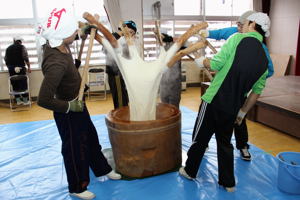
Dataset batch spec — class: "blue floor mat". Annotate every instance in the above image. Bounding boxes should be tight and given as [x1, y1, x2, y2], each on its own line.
[0, 107, 298, 200]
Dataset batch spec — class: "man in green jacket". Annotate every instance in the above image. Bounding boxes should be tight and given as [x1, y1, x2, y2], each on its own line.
[179, 12, 270, 192]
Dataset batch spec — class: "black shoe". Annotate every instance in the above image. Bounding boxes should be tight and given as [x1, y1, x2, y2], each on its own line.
[240, 148, 251, 161]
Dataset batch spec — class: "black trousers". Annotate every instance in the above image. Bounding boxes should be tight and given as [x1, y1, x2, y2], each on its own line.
[107, 72, 129, 109]
[185, 101, 236, 187]
[8, 67, 28, 98]
[54, 106, 112, 193]
[233, 96, 249, 149]
[234, 117, 249, 149]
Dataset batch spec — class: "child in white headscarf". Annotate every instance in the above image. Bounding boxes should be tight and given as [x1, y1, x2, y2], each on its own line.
[37, 7, 121, 200]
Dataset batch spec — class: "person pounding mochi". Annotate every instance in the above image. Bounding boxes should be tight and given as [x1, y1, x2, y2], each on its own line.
[104, 20, 137, 109]
[159, 32, 182, 108]
[179, 12, 271, 192]
[37, 7, 120, 200]
[199, 10, 274, 161]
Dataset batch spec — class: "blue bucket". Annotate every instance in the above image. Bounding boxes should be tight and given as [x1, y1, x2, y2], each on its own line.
[276, 152, 300, 194]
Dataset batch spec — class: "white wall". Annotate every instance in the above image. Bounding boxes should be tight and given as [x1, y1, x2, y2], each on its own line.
[0, 70, 44, 100]
[268, 0, 300, 74]
[0, 67, 109, 100]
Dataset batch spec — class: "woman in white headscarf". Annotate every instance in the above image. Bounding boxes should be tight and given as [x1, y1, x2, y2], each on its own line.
[37, 7, 121, 200]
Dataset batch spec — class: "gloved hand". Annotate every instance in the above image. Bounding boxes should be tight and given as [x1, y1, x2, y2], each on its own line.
[69, 100, 84, 112]
[199, 29, 209, 38]
[14, 67, 22, 73]
[81, 24, 97, 35]
[194, 56, 206, 68]
[235, 109, 247, 125]
[183, 40, 191, 48]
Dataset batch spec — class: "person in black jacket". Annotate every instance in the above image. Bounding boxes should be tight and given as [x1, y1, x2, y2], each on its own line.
[159, 33, 182, 108]
[104, 20, 137, 109]
[5, 36, 31, 105]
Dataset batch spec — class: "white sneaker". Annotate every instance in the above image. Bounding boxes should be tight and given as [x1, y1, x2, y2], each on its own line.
[205, 146, 209, 152]
[179, 167, 193, 180]
[22, 97, 30, 105]
[16, 98, 23, 105]
[70, 190, 95, 200]
[224, 186, 235, 192]
[107, 170, 121, 180]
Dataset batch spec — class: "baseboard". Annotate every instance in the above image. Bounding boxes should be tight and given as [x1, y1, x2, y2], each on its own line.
[187, 82, 201, 87]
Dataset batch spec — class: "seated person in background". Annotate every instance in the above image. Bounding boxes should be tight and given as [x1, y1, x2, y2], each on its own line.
[180, 12, 271, 192]
[5, 36, 31, 105]
[199, 10, 274, 161]
[104, 20, 137, 109]
[159, 32, 182, 108]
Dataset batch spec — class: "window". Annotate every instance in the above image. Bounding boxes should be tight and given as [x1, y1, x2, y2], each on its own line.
[0, 25, 38, 70]
[174, 0, 200, 16]
[0, 0, 33, 19]
[0, 0, 109, 71]
[143, 0, 253, 60]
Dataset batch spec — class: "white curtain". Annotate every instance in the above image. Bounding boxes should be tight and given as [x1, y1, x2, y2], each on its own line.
[103, 0, 122, 32]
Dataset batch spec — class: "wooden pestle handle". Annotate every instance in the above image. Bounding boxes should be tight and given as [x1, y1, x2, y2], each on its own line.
[78, 15, 99, 101]
[176, 22, 208, 48]
[200, 35, 218, 54]
[167, 41, 206, 67]
[83, 12, 118, 48]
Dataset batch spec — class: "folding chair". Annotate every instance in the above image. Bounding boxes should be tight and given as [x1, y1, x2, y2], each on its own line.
[87, 66, 107, 100]
[8, 74, 31, 111]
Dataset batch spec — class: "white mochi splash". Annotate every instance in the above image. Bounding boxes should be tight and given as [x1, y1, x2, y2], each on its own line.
[102, 38, 180, 121]
[83, 12, 208, 121]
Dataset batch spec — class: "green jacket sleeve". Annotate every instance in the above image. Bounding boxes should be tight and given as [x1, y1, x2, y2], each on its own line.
[210, 34, 239, 71]
[252, 70, 268, 94]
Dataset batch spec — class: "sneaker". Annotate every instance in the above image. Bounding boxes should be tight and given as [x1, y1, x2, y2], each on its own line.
[240, 148, 251, 161]
[70, 190, 95, 200]
[179, 167, 193, 180]
[106, 170, 121, 180]
[205, 146, 209, 152]
[224, 186, 235, 192]
[22, 97, 30, 105]
[16, 98, 23, 105]
[219, 184, 235, 192]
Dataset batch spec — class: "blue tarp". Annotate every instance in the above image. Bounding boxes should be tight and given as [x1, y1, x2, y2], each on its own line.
[0, 107, 299, 200]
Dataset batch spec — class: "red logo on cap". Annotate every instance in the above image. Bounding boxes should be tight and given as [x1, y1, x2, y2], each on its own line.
[47, 8, 66, 30]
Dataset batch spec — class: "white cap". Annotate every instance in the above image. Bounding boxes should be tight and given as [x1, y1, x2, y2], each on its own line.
[238, 10, 256, 24]
[13, 36, 24, 42]
[247, 12, 271, 37]
[37, 7, 78, 47]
